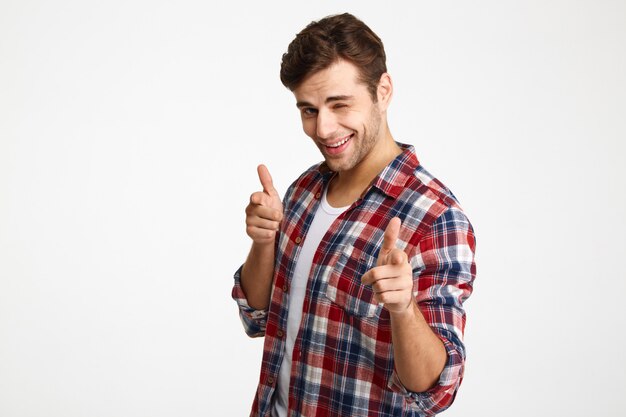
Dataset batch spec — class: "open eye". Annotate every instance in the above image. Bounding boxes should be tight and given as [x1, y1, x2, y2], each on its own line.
[301, 107, 318, 117]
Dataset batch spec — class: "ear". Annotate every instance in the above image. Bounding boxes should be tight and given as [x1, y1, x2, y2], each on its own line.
[376, 73, 393, 111]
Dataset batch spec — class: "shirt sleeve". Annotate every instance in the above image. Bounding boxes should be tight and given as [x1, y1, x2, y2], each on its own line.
[231, 264, 268, 338]
[388, 206, 476, 415]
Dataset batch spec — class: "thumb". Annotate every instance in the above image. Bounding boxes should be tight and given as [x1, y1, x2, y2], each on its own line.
[257, 164, 277, 196]
[387, 249, 407, 266]
[381, 217, 401, 254]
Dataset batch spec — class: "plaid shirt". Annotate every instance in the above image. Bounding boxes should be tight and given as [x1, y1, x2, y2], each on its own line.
[232, 143, 476, 417]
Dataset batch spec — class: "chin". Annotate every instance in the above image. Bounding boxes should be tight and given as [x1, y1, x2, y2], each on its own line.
[324, 157, 355, 173]
[318, 143, 359, 172]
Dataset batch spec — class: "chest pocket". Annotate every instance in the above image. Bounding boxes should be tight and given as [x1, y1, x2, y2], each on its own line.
[324, 245, 383, 318]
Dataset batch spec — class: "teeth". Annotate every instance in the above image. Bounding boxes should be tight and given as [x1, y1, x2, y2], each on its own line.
[327, 136, 350, 148]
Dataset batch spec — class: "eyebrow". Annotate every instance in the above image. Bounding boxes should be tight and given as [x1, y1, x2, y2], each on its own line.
[296, 95, 354, 108]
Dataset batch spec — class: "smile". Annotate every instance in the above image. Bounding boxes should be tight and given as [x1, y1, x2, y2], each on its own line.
[321, 134, 353, 156]
[325, 134, 353, 148]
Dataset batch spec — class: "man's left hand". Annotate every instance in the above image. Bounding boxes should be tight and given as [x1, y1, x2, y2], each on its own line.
[361, 217, 414, 314]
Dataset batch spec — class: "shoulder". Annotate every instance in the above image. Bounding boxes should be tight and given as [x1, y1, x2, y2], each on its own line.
[282, 161, 328, 204]
[411, 164, 461, 208]
[291, 161, 327, 189]
[383, 143, 465, 220]
[398, 163, 472, 237]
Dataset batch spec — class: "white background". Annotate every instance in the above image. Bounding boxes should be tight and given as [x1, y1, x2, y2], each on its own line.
[1, 1, 625, 416]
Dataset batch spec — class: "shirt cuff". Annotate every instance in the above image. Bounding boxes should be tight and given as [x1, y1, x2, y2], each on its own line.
[387, 334, 463, 414]
[231, 265, 268, 337]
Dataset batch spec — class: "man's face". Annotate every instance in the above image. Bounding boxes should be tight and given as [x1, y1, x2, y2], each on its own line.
[293, 60, 385, 174]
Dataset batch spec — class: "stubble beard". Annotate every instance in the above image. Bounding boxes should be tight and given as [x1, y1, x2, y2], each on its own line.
[323, 106, 382, 173]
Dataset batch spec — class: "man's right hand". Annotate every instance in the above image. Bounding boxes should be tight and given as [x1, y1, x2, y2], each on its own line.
[245, 164, 284, 244]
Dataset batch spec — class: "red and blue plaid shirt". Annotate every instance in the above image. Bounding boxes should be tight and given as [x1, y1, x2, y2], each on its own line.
[232, 143, 476, 416]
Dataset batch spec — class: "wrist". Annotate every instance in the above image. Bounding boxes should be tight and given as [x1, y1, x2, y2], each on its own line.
[251, 240, 275, 251]
[389, 299, 418, 321]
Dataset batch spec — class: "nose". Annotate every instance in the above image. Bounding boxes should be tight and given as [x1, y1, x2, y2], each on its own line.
[316, 108, 338, 140]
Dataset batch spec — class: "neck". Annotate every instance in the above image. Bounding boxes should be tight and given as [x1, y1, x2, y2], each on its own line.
[327, 130, 401, 207]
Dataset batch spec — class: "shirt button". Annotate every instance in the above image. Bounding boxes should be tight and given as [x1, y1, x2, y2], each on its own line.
[282, 283, 288, 292]
[267, 376, 275, 385]
[276, 330, 284, 338]
[315, 191, 321, 199]
[295, 236, 302, 244]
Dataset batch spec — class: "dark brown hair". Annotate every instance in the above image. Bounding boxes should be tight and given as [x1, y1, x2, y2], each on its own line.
[280, 13, 387, 100]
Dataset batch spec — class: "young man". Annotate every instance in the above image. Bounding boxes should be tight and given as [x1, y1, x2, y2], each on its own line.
[232, 13, 476, 417]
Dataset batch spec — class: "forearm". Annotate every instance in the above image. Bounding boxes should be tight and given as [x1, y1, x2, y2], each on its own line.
[240, 242, 276, 310]
[390, 301, 447, 393]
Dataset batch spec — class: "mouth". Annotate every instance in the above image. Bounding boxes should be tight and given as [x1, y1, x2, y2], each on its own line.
[322, 134, 353, 155]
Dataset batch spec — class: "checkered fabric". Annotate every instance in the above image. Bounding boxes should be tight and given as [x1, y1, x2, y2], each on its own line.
[232, 143, 476, 416]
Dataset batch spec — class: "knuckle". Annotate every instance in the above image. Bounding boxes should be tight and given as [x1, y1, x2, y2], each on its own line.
[251, 192, 265, 205]
[245, 214, 259, 226]
[367, 269, 376, 278]
[245, 203, 255, 214]
[371, 268, 382, 281]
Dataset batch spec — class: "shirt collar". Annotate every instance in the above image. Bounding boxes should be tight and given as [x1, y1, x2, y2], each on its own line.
[371, 143, 419, 198]
[315, 142, 419, 199]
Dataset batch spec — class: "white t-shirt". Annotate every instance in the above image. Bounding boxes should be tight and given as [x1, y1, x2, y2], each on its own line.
[272, 186, 349, 417]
